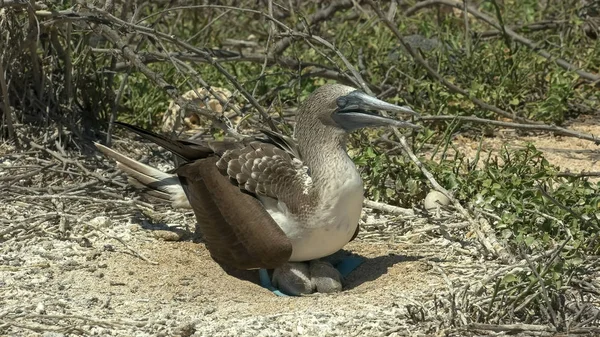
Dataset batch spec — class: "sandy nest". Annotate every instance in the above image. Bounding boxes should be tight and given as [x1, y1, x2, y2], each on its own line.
[1, 115, 598, 336]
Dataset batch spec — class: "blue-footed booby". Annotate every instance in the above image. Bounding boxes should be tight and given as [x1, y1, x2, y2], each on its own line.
[95, 84, 419, 295]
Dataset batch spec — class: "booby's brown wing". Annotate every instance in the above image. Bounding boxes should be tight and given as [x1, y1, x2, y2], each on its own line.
[112, 122, 294, 269]
[177, 157, 292, 269]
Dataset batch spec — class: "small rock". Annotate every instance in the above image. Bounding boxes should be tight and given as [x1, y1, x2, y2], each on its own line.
[89, 216, 112, 228]
[35, 302, 46, 314]
[77, 237, 93, 248]
[153, 230, 182, 241]
[176, 322, 196, 337]
[90, 327, 105, 335]
[423, 191, 451, 212]
[8, 259, 22, 266]
[87, 250, 102, 261]
[62, 260, 79, 270]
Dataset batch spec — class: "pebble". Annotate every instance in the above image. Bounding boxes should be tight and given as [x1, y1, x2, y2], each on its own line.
[153, 230, 182, 241]
[89, 216, 112, 228]
[35, 302, 46, 314]
[423, 190, 451, 211]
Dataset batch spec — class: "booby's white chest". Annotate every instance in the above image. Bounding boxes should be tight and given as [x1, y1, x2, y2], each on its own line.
[259, 169, 364, 262]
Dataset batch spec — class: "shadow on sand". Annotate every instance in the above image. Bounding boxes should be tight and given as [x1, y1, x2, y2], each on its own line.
[341, 251, 424, 290]
[136, 217, 426, 293]
[217, 249, 426, 293]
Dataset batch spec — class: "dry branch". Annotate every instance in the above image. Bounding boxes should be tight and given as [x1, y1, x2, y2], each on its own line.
[88, 5, 280, 133]
[475, 20, 565, 38]
[271, 0, 356, 56]
[367, 1, 533, 124]
[0, 0, 45, 9]
[89, 21, 237, 136]
[0, 54, 17, 145]
[421, 115, 600, 145]
[363, 199, 414, 216]
[100, 49, 362, 88]
[466, 323, 556, 333]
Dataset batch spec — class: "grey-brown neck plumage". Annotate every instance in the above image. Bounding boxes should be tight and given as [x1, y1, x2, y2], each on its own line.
[294, 85, 360, 194]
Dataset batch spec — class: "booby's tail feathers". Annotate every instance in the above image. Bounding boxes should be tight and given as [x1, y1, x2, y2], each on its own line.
[95, 143, 192, 209]
[114, 121, 214, 161]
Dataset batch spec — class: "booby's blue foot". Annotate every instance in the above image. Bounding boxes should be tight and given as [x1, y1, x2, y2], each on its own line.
[259, 268, 289, 297]
[259, 255, 365, 297]
[334, 255, 365, 278]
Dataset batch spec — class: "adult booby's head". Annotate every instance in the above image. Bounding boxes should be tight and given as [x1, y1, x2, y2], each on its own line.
[296, 84, 419, 135]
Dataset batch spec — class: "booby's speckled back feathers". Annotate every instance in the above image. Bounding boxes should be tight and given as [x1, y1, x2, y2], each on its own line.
[215, 142, 313, 209]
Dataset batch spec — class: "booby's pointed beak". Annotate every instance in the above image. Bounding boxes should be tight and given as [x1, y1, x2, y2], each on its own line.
[332, 90, 421, 131]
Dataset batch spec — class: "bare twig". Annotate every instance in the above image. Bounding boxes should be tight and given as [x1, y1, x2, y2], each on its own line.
[89, 6, 279, 132]
[295, 33, 369, 92]
[0, 53, 17, 145]
[271, 0, 356, 56]
[557, 171, 600, 178]
[462, 0, 470, 57]
[366, 1, 531, 123]
[21, 314, 146, 327]
[0, 320, 75, 334]
[475, 20, 565, 39]
[16, 194, 155, 209]
[420, 115, 600, 145]
[465, 323, 556, 333]
[97, 48, 365, 90]
[0, 0, 45, 9]
[88, 220, 159, 265]
[26, 141, 127, 187]
[522, 251, 560, 328]
[363, 199, 414, 216]
[25, 1, 42, 97]
[0, 162, 55, 184]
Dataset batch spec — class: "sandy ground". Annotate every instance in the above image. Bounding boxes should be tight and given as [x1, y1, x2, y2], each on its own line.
[1, 113, 598, 336]
[1, 207, 468, 337]
[441, 115, 600, 175]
